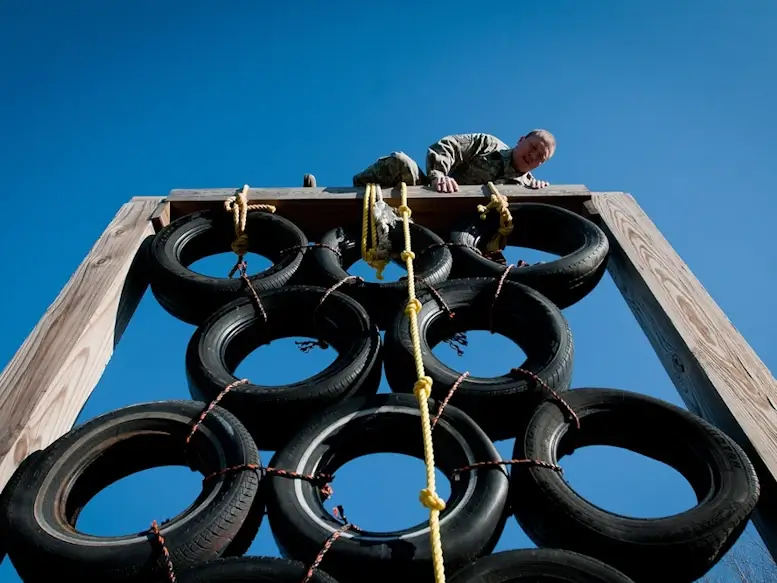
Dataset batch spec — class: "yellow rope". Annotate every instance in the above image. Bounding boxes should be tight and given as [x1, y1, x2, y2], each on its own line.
[397, 181, 447, 583]
[224, 184, 277, 258]
[476, 182, 513, 253]
[360, 183, 389, 279]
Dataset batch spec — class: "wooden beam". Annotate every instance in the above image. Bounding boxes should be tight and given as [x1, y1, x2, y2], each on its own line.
[167, 183, 591, 202]
[130, 196, 170, 232]
[588, 193, 777, 558]
[150, 200, 171, 232]
[166, 184, 594, 240]
[0, 198, 159, 491]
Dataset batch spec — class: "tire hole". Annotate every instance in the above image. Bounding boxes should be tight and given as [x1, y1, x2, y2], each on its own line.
[431, 330, 527, 377]
[188, 251, 272, 277]
[323, 453, 451, 533]
[348, 259, 407, 283]
[560, 445, 697, 518]
[73, 466, 203, 536]
[497, 246, 557, 266]
[234, 336, 339, 385]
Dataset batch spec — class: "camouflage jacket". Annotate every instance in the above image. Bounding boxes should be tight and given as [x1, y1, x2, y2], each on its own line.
[425, 133, 541, 187]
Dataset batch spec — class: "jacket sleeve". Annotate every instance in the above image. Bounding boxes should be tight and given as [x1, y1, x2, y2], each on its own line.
[425, 133, 505, 183]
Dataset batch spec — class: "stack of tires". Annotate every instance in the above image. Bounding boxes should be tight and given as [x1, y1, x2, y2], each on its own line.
[0, 203, 761, 583]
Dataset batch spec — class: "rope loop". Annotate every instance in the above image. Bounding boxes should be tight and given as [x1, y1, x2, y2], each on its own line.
[478, 182, 513, 253]
[360, 183, 391, 279]
[223, 183, 277, 278]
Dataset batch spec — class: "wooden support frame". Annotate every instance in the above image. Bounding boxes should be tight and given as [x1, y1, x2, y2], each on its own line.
[0, 185, 775, 560]
[0, 197, 161, 490]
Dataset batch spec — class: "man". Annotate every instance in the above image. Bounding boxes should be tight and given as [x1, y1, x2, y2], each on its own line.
[352, 130, 556, 192]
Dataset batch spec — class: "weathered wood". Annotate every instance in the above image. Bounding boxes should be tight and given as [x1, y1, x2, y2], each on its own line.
[588, 193, 777, 558]
[149, 200, 170, 232]
[0, 199, 157, 491]
[167, 184, 594, 241]
[168, 183, 590, 201]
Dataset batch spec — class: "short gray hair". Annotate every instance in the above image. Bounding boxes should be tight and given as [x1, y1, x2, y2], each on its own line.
[526, 129, 556, 157]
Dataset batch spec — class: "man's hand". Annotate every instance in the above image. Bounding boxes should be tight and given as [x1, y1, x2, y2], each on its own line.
[526, 177, 550, 189]
[433, 175, 459, 193]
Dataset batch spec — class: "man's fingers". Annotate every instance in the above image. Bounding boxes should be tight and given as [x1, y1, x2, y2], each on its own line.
[436, 177, 451, 193]
[528, 179, 549, 189]
[433, 177, 461, 193]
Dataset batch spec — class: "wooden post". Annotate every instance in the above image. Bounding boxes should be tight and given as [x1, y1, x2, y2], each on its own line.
[588, 192, 777, 558]
[0, 198, 161, 491]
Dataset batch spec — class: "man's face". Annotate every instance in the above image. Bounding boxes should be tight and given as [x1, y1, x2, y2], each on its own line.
[512, 135, 551, 173]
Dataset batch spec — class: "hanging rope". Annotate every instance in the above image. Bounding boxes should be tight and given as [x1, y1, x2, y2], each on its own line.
[372, 184, 397, 263]
[476, 182, 513, 253]
[360, 183, 390, 279]
[224, 184, 277, 277]
[397, 181, 447, 583]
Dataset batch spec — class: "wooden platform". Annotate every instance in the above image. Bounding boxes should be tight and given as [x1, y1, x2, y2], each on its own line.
[1, 183, 776, 559]
[155, 184, 595, 239]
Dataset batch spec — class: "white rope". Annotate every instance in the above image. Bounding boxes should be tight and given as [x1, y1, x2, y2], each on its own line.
[372, 185, 397, 260]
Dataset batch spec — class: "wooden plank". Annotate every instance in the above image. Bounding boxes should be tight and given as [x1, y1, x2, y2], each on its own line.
[0, 199, 157, 491]
[168, 183, 591, 202]
[166, 185, 595, 241]
[588, 193, 777, 558]
[130, 196, 168, 232]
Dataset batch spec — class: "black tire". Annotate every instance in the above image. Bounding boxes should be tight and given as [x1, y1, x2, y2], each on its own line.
[177, 556, 340, 583]
[185, 285, 383, 451]
[449, 548, 636, 582]
[3, 400, 264, 583]
[0, 449, 44, 566]
[265, 393, 510, 583]
[448, 203, 609, 308]
[383, 277, 574, 441]
[148, 209, 308, 325]
[302, 223, 452, 329]
[510, 387, 760, 583]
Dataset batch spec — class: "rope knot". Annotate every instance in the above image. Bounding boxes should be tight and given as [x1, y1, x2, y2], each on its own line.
[400, 250, 415, 261]
[404, 298, 422, 316]
[477, 182, 513, 253]
[405, 298, 423, 316]
[413, 376, 433, 400]
[419, 488, 446, 511]
[398, 204, 412, 218]
[231, 233, 249, 256]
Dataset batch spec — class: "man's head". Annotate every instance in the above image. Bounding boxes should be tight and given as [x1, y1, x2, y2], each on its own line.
[512, 129, 556, 173]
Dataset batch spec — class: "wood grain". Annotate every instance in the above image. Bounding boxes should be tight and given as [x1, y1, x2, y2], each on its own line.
[590, 192, 777, 557]
[0, 200, 157, 491]
[149, 199, 171, 232]
[167, 183, 590, 201]
[166, 185, 595, 241]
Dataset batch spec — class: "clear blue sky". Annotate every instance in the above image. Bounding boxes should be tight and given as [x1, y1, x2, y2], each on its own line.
[1, 2, 775, 582]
